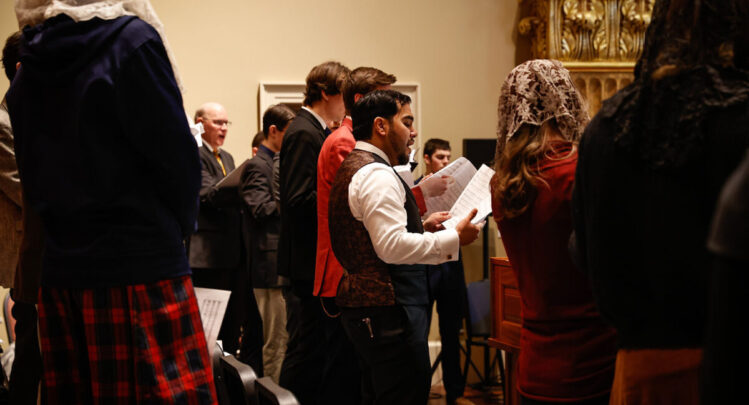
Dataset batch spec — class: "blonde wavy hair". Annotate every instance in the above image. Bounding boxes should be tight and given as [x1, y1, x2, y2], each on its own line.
[491, 120, 576, 219]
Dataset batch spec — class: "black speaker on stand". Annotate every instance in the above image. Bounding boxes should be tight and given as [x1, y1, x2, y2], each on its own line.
[462, 139, 497, 280]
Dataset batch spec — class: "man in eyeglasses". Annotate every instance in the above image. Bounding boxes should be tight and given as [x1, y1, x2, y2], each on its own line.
[189, 102, 258, 365]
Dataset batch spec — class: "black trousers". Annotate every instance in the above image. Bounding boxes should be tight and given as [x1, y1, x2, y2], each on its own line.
[318, 298, 362, 404]
[428, 261, 468, 402]
[237, 289, 264, 377]
[279, 285, 326, 405]
[341, 305, 430, 405]
[8, 295, 41, 405]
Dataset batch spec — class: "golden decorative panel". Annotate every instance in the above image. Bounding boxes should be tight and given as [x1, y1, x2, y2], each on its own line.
[518, 0, 654, 114]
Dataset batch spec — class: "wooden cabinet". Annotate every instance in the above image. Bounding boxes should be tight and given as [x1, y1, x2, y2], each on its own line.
[489, 257, 521, 405]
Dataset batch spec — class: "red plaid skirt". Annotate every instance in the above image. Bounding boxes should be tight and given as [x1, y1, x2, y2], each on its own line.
[38, 276, 217, 405]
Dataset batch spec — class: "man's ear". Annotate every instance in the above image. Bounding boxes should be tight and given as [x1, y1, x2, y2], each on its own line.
[321, 90, 330, 102]
[374, 117, 388, 136]
[268, 124, 278, 137]
[354, 93, 363, 103]
[15, 62, 20, 72]
[195, 116, 204, 124]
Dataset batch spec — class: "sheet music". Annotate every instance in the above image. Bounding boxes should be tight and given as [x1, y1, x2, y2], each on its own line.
[419, 157, 477, 216]
[194, 287, 231, 351]
[442, 164, 495, 229]
[215, 158, 250, 189]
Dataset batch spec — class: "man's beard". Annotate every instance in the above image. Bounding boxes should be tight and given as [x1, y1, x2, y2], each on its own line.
[396, 151, 409, 165]
[388, 130, 410, 165]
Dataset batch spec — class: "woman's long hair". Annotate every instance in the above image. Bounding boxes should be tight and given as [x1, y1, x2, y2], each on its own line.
[492, 120, 574, 219]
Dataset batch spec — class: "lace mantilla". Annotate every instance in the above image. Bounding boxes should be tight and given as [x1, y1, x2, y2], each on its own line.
[497, 59, 589, 147]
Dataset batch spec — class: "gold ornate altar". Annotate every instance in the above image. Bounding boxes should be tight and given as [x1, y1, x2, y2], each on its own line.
[518, 0, 654, 115]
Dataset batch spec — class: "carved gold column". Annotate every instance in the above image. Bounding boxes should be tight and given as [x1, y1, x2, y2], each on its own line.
[518, 0, 654, 115]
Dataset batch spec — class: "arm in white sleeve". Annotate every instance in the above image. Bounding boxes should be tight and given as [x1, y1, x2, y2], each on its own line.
[349, 163, 459, 265]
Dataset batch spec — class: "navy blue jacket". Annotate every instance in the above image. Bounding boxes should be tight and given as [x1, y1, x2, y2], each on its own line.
[6, 15, 200, 287]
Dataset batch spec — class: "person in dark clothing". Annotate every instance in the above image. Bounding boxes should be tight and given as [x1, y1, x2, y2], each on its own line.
[703, 149, 749, 403]
[190, 101, 258, 360]
[240, 104, 295, 382]
[7, 1, 215, 402]
[572, 0, 749, 403]
[277, 61, 350, 405]
[417, 138, 470, 405]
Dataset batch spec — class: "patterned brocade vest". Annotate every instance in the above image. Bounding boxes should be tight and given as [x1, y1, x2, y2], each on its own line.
[329, 149, 428, 308]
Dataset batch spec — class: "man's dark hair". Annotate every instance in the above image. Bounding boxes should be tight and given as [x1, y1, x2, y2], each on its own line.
[343, 67, 397, 113]
[262, 104, 295, 135]
[303, 61, 350, 106]
[252, 131, 265, 148]
[352, 90, 411, 142]
[2, 31, 22, 82]
[423, 138, 451, 157]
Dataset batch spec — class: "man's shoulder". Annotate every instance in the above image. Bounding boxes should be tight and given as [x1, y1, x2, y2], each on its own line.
[286, 110, 322, 136]
[248, 152, 272, 170]
[321, 127, 355, 153]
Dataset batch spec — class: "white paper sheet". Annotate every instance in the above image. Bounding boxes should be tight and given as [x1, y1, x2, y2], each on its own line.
[419, 157, 477, 217]
[441, 164, 495, 229]
[194, 287, 231, 351]
[394, 165, 415, 187]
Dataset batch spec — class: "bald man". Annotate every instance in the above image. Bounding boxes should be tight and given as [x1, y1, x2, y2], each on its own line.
[189, 102, 256, 361]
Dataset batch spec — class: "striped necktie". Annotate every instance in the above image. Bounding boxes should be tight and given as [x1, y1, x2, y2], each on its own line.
[214, 149, 227, 176]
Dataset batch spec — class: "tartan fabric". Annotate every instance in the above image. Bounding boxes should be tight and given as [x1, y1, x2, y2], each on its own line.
[38, 275, 217, 405]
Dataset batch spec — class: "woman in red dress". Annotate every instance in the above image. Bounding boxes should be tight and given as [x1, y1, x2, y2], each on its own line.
[490, 60, 617, 405]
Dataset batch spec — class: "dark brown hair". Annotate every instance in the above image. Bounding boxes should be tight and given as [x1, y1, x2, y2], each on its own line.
[303, 61, 350, 106]
[343, 67, 397, 113]
[423, 138, 451, 157]
[352, 90, 411, 142]
[262, 104, 295, 135]
[2, 31, 22, 82]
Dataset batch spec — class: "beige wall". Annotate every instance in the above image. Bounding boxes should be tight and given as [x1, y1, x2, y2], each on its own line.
[0, 0, 516, 279]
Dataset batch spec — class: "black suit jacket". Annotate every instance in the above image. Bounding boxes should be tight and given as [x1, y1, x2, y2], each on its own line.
[241, 147, 282, 288]
[278, 108, 327, 289]
[189, 144, 242, 273]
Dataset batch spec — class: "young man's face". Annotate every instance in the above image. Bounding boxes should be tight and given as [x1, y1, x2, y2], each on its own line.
[424, 148, 451, 174]
[386, 103, 417, 165]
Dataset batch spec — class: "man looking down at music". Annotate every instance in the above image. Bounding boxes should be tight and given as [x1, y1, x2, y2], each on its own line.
[329, 90, 481, 405]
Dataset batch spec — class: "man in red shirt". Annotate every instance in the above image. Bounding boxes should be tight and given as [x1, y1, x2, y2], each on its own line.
[314, 67, 397, 403]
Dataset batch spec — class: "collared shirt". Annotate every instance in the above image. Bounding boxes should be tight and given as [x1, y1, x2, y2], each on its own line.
[302, 106, 328, 131]
[257, 143, 275, 159]
[202, 140, 218, 154]
[348, 141, 459, 264]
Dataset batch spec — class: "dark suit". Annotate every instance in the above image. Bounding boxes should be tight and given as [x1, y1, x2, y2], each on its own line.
[189, 143, 248, 355]
[278, 108, 332, 404]
[278, 108, 326, 287]
[190, 144, 241, 273]
[239, 145, 286, 379]
[241, 146, 281, 288]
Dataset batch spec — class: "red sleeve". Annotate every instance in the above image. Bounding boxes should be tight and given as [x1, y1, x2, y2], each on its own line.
[412, 186, 427, 216]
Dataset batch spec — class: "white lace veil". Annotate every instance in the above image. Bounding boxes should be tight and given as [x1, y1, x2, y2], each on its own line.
[14, 0, 183, 89]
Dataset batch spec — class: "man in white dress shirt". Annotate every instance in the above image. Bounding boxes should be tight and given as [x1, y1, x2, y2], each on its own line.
[328, 90, 481, 404]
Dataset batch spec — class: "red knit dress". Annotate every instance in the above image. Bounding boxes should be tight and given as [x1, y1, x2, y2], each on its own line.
[492, 145, 617, 402]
